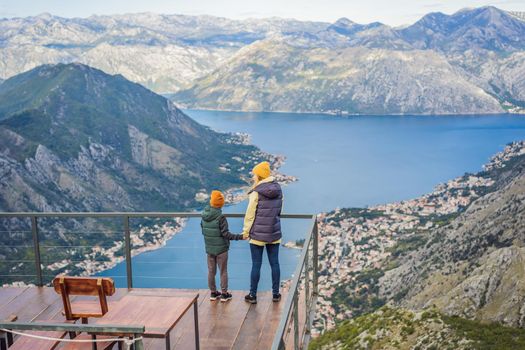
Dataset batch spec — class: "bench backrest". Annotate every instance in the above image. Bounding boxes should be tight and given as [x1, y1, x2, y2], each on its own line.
[52, 276, 115, 296]
[52, 276, 115, 321]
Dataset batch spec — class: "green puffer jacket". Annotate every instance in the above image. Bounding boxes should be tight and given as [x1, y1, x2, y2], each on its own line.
[201, 205, 243, 256]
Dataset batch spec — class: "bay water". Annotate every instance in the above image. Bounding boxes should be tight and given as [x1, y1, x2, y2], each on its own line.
[99, 111, 525, 290]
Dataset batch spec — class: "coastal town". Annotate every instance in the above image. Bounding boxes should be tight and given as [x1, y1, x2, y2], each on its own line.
[45, 218, 186, 277]
[312, 141, 525, 335]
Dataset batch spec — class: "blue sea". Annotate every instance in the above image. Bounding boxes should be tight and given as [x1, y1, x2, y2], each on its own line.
[99, 111, 525, 290]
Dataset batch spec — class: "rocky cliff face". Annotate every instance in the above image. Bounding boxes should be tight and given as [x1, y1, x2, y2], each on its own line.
[174, 38, 503, 114]
[380, 149, 525, 326]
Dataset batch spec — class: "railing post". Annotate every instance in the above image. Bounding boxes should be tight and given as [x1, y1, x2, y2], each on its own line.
[134, 335, 144, 350]
[193, 297, 200, 350]
[304, 242, 310, 336]
[123, 216, 133, 289]
[312, 218, 319, 296]
[30, 216, 43, 286]
[293, 291, 299, 350]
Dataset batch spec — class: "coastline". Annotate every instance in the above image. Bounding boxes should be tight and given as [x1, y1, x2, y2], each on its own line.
[45, 218, 188, 278]
[180, 107, 524, 117]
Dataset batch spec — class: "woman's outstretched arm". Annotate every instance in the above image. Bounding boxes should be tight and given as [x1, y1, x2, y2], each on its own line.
[242, 191, 258, 239]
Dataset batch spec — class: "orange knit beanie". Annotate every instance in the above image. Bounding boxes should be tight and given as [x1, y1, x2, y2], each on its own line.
[210, 190, 225, 208]
[252, 161, 271, 179]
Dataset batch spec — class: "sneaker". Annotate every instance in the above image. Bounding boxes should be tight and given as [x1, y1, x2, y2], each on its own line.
[220, 292, 232, 302]
[272, 293, 282, 302]
[210, 291, 221, 301]
[244, 293, 257, 304]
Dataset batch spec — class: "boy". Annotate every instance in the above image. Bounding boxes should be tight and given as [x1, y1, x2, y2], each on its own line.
[201, 190, 244, 301]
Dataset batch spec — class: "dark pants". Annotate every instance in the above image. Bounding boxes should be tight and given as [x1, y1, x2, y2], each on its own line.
[207, 251, 228, 293]
[250, 243, 280, 296]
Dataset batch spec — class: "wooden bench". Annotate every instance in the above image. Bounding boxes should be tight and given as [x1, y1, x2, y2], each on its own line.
[52, 276, 115, 324]
[3, 277, 118, 350]
[92, 294, 200, 350]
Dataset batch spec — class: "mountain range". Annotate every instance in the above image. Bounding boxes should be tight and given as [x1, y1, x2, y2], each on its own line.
[0, 63, 265, 212]
[0, 12, 324, 94]
[174, 6, 525, 114]
[1, 6, 524, 114]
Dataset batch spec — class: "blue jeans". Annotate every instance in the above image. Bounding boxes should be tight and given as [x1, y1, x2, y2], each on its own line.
[250, 243, 280, 296]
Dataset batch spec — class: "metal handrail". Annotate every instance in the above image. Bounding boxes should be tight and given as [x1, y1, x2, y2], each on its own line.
[0, 212, 314, 219]
[270, 216, 318, 350]
[0, 321, 146, 350]
[0, 211, 319, 349]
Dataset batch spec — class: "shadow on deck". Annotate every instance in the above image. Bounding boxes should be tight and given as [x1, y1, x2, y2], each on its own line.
[0, 287, 287, 350]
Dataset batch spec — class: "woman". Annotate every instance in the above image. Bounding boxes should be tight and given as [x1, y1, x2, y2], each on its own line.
[242, 161, 283, 304]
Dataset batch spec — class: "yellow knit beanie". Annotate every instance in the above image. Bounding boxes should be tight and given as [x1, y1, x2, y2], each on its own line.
[252, 161, 271, 179]
[210, 190, 225, 208]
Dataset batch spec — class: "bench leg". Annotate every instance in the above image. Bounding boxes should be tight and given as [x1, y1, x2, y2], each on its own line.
[193, 301, 200, 350]
[91, 334, 97, 350]
[0, 336, 6, 350]
[6, 333, 12, 347]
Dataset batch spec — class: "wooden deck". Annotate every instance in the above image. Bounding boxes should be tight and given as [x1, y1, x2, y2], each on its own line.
[0, 287, 287, 350]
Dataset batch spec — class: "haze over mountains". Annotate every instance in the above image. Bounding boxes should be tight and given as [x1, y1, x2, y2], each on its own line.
[1, 6, 524, 114]
[0, 13, 324, 94]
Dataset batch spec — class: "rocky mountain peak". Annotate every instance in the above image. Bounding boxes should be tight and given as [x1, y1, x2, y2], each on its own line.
[332, 17, 355, 27]
[0, 63, 269, 212]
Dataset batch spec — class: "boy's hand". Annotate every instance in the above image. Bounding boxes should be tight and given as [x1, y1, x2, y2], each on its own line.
[242, 232, 249, 240]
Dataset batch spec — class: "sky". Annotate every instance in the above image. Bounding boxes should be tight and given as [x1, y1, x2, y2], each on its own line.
[0, 0, 524, 26]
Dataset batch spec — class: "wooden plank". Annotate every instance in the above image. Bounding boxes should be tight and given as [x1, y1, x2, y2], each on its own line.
[231, 292, 273, 350]
[256, 291, 287, 350]
[129, 288, 197, 297]
[0, 288, 28, 309]
[0, 287, 60, 322]
[202, 291, 251, 349]
[33, 296, 71, 322]
[173, 290, 212, 349]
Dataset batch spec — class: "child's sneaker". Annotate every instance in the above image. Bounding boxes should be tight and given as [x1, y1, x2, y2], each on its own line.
[220, 292, 232, 302]
[210, 291, 221, 301]
[272, 293, 281, 302]
[244, 293, 257, 304]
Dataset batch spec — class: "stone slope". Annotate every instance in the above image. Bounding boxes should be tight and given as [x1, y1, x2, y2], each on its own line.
[380, 144, 525, 326]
